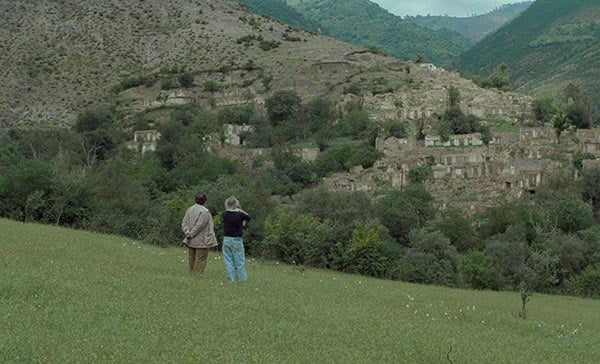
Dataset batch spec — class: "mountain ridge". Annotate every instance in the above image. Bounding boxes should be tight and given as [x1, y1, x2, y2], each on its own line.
[284, 0, 472, 65]
[460, 0, 600, 109]
[406, 1, 533, 41]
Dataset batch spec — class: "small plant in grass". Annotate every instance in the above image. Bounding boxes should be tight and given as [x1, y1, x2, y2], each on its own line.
[518, 252, 559, 319]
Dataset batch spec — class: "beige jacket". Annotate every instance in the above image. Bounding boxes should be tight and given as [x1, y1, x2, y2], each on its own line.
[181, 204, 218, 248]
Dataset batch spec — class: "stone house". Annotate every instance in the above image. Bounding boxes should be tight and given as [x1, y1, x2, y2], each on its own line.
[126, 130, 161, 154]
[223, 124, 254, 145]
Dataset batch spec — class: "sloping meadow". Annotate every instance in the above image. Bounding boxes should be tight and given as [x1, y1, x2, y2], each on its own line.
[1, 219, 599, 363]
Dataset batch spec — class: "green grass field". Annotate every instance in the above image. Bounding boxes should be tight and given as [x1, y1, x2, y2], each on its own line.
[2, 219, 599, 363]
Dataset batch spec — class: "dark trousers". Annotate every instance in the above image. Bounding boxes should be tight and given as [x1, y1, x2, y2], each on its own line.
[188, 247, 208, 273]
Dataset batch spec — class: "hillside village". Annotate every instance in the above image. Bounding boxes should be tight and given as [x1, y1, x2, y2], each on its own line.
[2, 0, 599, 214]
[124, 53, 595, 213]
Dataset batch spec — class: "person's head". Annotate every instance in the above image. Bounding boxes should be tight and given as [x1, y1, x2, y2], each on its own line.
[225, 196, 239, 210]
[195, 192, 207, 205]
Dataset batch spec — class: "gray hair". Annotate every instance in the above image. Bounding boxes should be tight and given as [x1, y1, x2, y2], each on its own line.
[225, 196, 239, 210]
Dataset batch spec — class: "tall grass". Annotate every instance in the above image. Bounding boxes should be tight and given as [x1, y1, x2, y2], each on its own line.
[1, 219, 599, 363]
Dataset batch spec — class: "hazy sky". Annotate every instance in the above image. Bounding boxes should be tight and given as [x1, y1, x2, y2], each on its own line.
[372, 0, 522, 17]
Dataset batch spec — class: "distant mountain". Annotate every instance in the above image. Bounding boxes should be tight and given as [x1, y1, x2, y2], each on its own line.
[406, 2, 533, 42]
[285, 0, 472, 66]
[236, 0, 321, 32]
[461, 0, 600, 109]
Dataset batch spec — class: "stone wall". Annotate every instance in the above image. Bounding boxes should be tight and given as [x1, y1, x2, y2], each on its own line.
[425, 133, 484, 147]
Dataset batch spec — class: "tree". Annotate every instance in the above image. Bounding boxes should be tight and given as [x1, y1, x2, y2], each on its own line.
[374, 185, 435, 244]
[447, 85, 460, 107]
[572, 152, 596, 171]
[400, 229, 459, 287]
[265, 90, 301, 125]
[566, 103, 590, 129]
[489, 62, 511, 91]
[518, 251, 560, 319]
[548, 197, 595, 233]
[74, 107, 112, 133]
[485, 225, 531, 286]
[532, 97, 559, 124]
[407, 164, 431, 184]
[437, 211, 478, 252]
[261, 211, 334, 267]
[460, 251, 503, 290]
[580, 166, 600, 213]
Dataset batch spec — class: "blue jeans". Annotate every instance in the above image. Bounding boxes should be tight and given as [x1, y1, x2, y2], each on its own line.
[222, 237, 247, 282]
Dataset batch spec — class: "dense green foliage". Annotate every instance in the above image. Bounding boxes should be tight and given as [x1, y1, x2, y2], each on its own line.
[407, 2, 532, 41]
[461, 0, 600, 111]
[4, 219, 600, 362]
[2, 104, 600, 298]
[285, 0, 471, 65]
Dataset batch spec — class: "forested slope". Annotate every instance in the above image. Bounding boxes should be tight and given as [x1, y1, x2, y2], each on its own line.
[461, 0, 600, 109]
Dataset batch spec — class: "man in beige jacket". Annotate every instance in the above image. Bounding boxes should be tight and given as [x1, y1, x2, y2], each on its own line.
[182, 192, 218, 273]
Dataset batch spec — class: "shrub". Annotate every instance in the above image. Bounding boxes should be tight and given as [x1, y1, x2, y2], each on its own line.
[293, 187, 374, 243]
[345, 223, 391, 277]
[572, 152, 596, 171]
[548, 197, 595, 233]
[258, 40, 280, 51]
[375, 185, 435, 244]
[565, 266, 600, 298]
[217, 106, 256, 125]
[381, 120, 408, 139]
[160, 79, 176, 90]
[547, 233, 588, 280]
[260, 211, 334, 267]
[532, 96, 559, 124]
[203, 80, 221, 92]
[178, 72, 194, 88]
[577, 226, 600, 267]
[485, 225, 531, 286]
[265, 90, 301, 124]
[407, 164, 432, 184]
[460, 250, 503, 290]
[437, 211, 479, 252]
[580, 166, 600, 212]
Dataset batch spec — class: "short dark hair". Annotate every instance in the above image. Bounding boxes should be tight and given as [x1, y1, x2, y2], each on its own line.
[195, 192, 207, 205]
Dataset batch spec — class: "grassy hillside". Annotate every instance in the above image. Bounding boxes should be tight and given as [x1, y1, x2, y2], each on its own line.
[406, 2, 532, 41]
[236, 0, 321, 32]
[460, 0, 600, 109]
[286, 0, 472, 65]
[2, 218, 600, 363]
[0, 0, 371, 127]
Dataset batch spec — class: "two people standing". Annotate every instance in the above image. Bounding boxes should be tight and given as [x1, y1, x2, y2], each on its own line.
[181, 193, 250, 282]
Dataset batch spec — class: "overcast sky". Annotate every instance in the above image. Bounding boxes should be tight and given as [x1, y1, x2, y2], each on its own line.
[371, 0, 524, 17]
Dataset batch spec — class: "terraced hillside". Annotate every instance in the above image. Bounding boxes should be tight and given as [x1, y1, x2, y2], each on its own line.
[0, 0, 368, 127]
[0, 0, 523, 128]
[461, 0, 600, 109]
